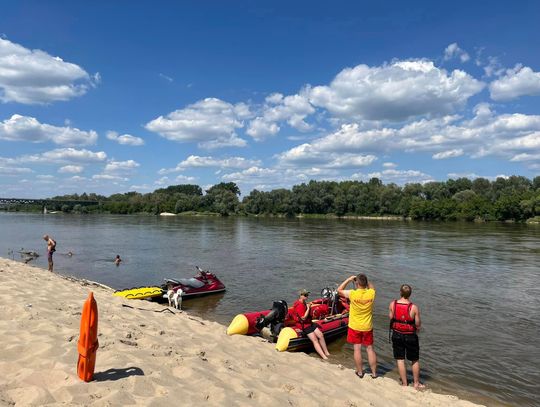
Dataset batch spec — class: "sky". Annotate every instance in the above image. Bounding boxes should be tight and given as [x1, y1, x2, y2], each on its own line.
[0, 1, 539, 198]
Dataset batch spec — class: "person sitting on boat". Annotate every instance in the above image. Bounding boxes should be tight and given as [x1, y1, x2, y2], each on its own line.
[292, 289, 330, 360]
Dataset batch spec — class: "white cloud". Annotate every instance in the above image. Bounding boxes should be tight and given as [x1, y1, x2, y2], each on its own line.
[447, 172, 508, 180]
[246, 118, 280, 139]
[91, 159, 139, 183]
[0, 38, 97, 104]
[483, 56, 505, 78]
[158, 155, 261, 174]
[2, 148, 107, 165]
[432, 149, 464, 159]
[103, 159, 140, 173]
[222, 166, 278, 182]
[352, 169, 434, 184]
[92, 174, 128, 181]
[68, 175, 88, 182]
[246, 93, 315, 140]
[174, 174, 197, 183]
[383, 162, 397, 168]
[0, 166, 32, 175]
[220, 166, 341, 192]
[129, 183, 152, 191]
[159, 73, 173, 82]
[145, 98, 250, 149]
[509, 152, 540, 162]
[444, 43, 470, 63]
[153, 175, 197, 188]
[278, 143, 377, 169]
[489, 65, 540, 101]
[35, 174, 55, 184]
[277, 106, 540, 166]
[106, 131, 144, 146]
[0, 114, 98, 145]
[154, 176, 171, 186]
[308, 59, 483, 121]
[58, 165, 83, 174]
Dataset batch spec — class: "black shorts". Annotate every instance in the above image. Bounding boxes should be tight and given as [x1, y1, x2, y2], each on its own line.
[303, 323, 318, 335]
[392, 331, 419, 361]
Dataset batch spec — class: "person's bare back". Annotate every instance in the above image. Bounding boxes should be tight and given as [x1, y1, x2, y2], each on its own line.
[43, 234, 56, 272]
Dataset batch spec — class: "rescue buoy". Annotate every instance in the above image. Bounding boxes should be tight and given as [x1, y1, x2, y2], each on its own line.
[77, 291, 99, 382]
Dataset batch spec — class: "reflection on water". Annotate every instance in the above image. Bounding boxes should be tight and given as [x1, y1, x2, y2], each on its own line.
[0, 213, 538, 406]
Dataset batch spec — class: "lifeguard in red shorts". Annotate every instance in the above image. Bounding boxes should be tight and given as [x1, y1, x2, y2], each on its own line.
[338, 274, 378, 378]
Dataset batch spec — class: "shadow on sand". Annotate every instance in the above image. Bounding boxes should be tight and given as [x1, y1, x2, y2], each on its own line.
[93, 367, 144, 382]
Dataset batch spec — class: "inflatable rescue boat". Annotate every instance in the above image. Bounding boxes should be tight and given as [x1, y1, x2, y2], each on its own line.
[227, 287, 349, 352]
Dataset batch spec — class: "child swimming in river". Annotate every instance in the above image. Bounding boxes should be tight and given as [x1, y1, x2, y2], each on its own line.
[114, 255, 122, 266]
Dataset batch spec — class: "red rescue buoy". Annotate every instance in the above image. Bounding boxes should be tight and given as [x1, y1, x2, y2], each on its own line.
[77, 291, 99, 382]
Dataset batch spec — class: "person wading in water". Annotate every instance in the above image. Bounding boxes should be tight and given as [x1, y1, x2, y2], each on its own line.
[43, 234, 56, 272]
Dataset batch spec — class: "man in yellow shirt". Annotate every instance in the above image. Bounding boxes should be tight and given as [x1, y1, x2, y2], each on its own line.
[338, 274, 378, 378]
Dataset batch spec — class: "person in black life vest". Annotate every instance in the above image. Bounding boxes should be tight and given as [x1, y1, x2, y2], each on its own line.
[292, 289, 330, 360]
[388, 284, 425, 389]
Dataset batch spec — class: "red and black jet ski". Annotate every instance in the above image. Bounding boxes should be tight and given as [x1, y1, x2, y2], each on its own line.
[162, 266, 226, 299]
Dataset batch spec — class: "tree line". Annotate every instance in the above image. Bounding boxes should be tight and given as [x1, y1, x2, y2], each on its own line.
[4, 176, 540, 222]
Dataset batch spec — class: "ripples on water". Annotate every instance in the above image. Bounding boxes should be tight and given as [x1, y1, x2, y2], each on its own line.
[1, 213, 539, 406]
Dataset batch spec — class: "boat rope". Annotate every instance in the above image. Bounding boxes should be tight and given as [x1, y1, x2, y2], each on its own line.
[121, 304, 179, 314]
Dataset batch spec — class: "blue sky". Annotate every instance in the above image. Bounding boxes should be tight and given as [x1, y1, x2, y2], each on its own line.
[1, 1, 539, 198]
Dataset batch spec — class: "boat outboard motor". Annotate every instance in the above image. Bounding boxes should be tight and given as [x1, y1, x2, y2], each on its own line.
[255, 300, 288, 334]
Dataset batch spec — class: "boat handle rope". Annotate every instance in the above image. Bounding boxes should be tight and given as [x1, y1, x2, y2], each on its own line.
[121, 304, 178, 314]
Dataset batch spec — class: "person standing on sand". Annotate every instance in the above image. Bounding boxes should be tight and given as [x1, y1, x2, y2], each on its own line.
[43, 234, 56, 272]
[292, 289, 331, 360]
[338, 274, 378, 378]
[389, 284, 425, 389]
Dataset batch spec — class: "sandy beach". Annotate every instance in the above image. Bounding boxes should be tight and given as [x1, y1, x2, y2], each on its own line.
[0, 257, 481, 407]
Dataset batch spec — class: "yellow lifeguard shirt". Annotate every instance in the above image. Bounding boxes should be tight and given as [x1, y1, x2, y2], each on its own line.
[348, 288, 376, 331]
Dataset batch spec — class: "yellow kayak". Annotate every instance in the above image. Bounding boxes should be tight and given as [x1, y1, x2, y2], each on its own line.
[113, 286, 163, 300]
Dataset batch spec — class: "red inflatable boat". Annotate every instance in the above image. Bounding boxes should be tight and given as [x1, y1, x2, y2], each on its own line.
[227, 287, 349, 352]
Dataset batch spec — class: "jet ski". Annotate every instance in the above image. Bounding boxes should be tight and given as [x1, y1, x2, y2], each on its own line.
[227, 287, 349, 352]
[162, 266, 226, 299]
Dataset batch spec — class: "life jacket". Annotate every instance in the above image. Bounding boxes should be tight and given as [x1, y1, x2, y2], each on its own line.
[292, 300, 311, 327]
[391, 300, 416, 334]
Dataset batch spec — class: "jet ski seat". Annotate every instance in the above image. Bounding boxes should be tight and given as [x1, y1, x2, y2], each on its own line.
[177, 278, 205, 288]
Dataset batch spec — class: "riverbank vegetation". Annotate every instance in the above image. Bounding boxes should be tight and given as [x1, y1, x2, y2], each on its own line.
[3, 176, 540, 222]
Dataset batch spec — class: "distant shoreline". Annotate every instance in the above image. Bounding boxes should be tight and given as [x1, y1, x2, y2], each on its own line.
[3, 209, 540, 224]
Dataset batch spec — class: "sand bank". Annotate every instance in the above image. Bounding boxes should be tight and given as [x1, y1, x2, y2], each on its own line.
[0, 258, 481, 406]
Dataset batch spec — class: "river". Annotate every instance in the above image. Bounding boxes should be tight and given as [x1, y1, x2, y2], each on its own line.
[0, 212, 538, 406]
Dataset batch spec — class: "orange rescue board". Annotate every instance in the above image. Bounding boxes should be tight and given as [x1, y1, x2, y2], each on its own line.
[77, 291, 99, 382]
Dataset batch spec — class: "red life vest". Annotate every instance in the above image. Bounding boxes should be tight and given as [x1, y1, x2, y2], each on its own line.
[391, 301, 416, 334]
[292, 300, 311, 326]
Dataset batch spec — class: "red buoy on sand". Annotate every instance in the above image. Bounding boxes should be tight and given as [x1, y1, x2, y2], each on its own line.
[77, 291, 99, 382]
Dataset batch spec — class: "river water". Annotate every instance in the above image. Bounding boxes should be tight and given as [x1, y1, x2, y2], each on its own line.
[0, 212, 538, 406]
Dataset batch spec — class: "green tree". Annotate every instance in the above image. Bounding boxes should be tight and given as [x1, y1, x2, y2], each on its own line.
[206, 182, 241, 196]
